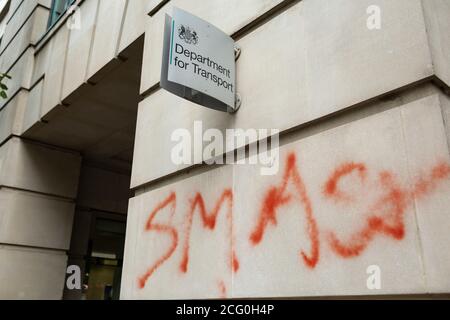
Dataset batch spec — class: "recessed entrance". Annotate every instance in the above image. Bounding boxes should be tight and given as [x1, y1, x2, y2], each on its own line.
[23, 37, 144, 300]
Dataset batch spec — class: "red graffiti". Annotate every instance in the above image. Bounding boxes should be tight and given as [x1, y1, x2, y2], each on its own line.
[138, 192, 178, 289]
[325, 161, 450, 258]
[137, 152, 450, 290]
[138, 190, 239, 290]
[179, 189, 239, 273]
[218, 280, 227, 298]
[323, 162, 367, 203]
[326, 170, 407, 258]
[412, 162, 450, 197]
[249, 153, 320, 268]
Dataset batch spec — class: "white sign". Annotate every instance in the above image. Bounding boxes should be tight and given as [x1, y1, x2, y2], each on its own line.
[161, 7, 236, 111]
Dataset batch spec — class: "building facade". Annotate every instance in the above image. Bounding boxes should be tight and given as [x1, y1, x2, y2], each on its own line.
[0, 0, 450, 299]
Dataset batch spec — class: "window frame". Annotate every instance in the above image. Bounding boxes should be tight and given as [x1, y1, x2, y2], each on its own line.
[47, 0, 76, 30]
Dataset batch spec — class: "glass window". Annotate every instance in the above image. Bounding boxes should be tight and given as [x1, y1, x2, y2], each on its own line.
[84, 217, 126, 300]
[0, 0, 11, 45]
[47, 0, 76, 29]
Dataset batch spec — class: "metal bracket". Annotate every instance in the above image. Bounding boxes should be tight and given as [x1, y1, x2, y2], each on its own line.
[234, 44, 241, 61]
[228, 93, 242, 114]
[229, 45, 242, 114]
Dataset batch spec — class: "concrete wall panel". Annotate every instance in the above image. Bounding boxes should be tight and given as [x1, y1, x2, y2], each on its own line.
[0, 90, 27, 144]
[0, 4, 49, 71]
[407, 93, 450, 292]
[86, 0, 127, 80]
[422, 0, 450, 87]
[0, 0, 37, 53]
[0, 245, 67, 299]
[61, 0, 98, 101]
[122, 92, 450, 298]
[122, 165, 233, 299]
[0, 47, 34, 109]
[0, 137, 81, 198]
[30, 6, 50, 45]
[118, 0, 146, 54]
[30, 35, 51, 85]
[22, 78, 43, 134]
[131, 90, 234, 188]
[40, 25, 69, 118]
[0, 188, 75, 250]
[233, 93, 449, 298]
[145, 0, 165, 14]
[302, 0, 432, 120]
[0, 7, 35, 71]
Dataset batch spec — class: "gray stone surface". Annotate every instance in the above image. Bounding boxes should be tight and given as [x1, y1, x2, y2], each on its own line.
[0, 245, 67, 299]
[0, 137, 81, 198]
[122, 91, 450, 298]
[0, 188, 75, 250]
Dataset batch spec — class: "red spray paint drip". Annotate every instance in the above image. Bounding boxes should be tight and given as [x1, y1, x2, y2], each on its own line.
[138, 192, 178, 289]
[179, 189, 240, 274]
[249, 153, 320, 269]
